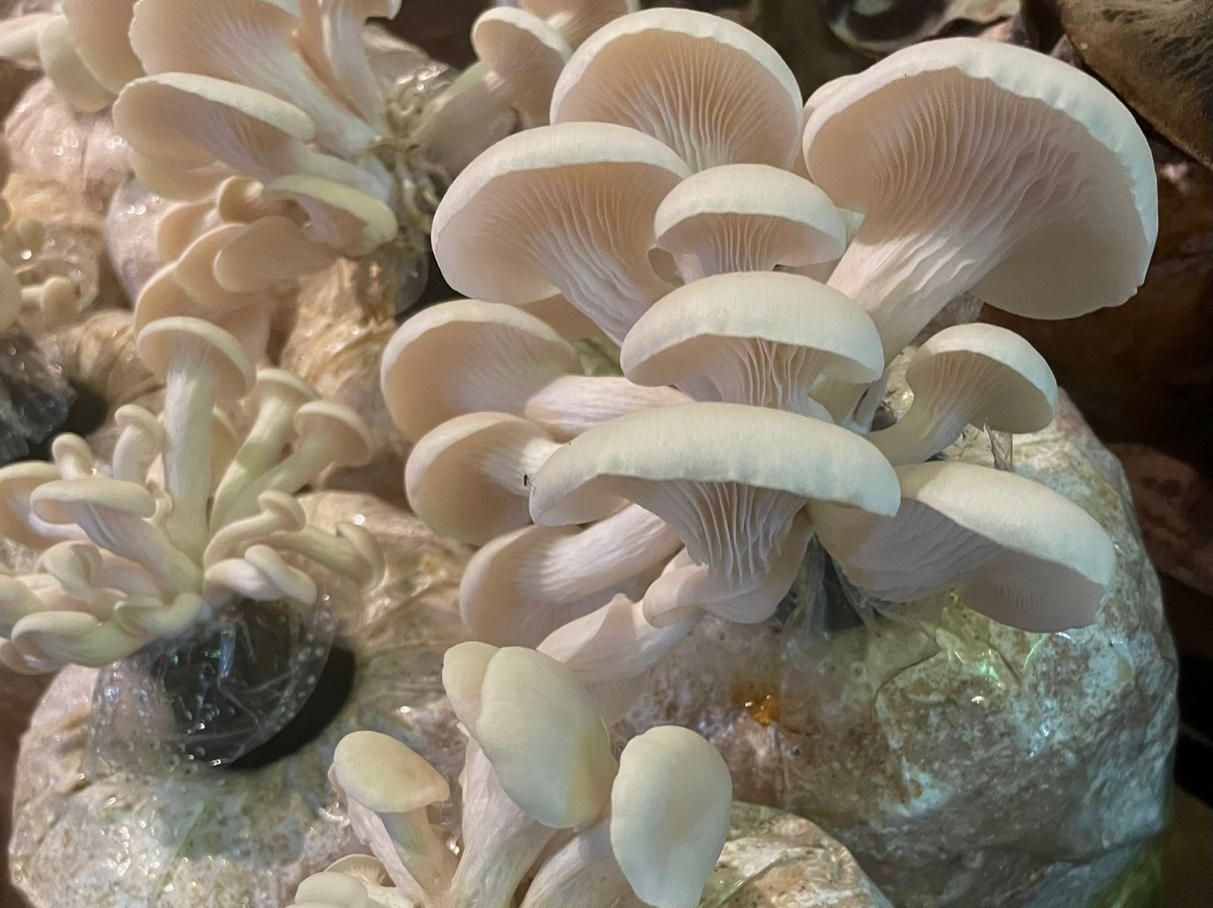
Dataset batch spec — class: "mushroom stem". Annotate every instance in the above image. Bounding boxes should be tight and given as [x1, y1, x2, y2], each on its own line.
[261, 527, 381, 587]
[518, 819, 629, 908]
[445, 744, 559, 908]
[111, 407, 163, 485]
[870, 397, 972, 465]
[524, 376, 689, 439]
[239, 436, 335, 503]
[60, 500, 200, 593]
[377, 808, 457, 900]
[161, 356, 220, 559]
[203, 499, 303, 567]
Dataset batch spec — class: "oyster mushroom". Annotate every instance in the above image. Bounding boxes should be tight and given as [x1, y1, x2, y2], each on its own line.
[653, 164, 849, 282]
[550, 9, 803, 171]
[813, 460, 1117, 632]
[431, 122, 689, 341]
[804, 38, 1157, 361]
[404, 412, 562, 546]
[380, 299, 686, 441]
[471, 7, 571, 126]
[529, 402, 901, 626]
[869, 323, 1057, 465]
[459, 505, 680, 646]
[620, 271, 883, 417]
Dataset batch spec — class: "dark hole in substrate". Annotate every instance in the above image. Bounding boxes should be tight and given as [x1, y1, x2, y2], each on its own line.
[230, 644, 357, 770]
[408, 248, 456, 315]
[24, 381, 109, 462]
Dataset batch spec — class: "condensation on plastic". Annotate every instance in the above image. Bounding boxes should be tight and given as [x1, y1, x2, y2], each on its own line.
[0, 325, 73, 463]
[88, 595, 338, 774]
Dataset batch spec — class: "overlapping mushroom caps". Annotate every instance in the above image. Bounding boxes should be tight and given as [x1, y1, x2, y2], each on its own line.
[308, 643, 731, 908]
[387, 13, 1156, 727]
[0, 316, 382, 673]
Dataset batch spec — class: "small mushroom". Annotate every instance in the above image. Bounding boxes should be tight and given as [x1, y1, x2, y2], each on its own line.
[472, 8, 571, 125]
[212, 214, 338, 292]
[530, 402, 900, 625]
[804, 38, 1157, 360]
[459, 504, 681, 646]
[382, 300, 685, 442]
[404, 412, 563, 546]
[870, 323, 1057, 465]
[522, 0, 639, 48]
[653, 164, 848, 281]
[432, 122, 688, 341]
[550, 9, 803, 171]
[813, 461, 1117, 632]
[331, 730, 456, 899]
[137, 316, 255, 558]
[110, 405, 163, 484]
[620, 271, 884, 416]
[539, 593, 698, 724]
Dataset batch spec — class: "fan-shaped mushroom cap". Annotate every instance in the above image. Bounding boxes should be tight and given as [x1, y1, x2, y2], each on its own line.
[381, 300, 579, 442]
[473, 8, 570, 124]
[61, 0, 142, 94]
[332, 730, 451, 816]
[213, 215, 337, 292]
[262, 173, 397, 256]
[523, 0, 638, 48]
[805, 38, 1158, 356]
[620, 272, 883, 414]
[36, 16, 113, 113]
[654, 165, 848, 280]
[871, 323, 1057, 465]
[448, 644, 617, 828]
[137, 316, 255, 401]
[531, 401, 900, 531]
[405, 412, 560, 546]
[31, 477, 157, 526]
[294, 401, 375, 468]
[460, 504, 679, 647]
[441, 640, 497, 733]
[550, 9, 802, 171]
[432, 122, 688, 341]
[813, 461, 1116, 632]
[611, 726, 732, 908]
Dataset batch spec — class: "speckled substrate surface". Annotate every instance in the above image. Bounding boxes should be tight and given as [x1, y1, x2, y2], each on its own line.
[626, 392, 1178, 908]
[10, 493, 470, 908]
[707, 804, 891, 908]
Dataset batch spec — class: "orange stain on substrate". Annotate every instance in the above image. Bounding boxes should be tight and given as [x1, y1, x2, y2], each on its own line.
[733, 684, 781, 726]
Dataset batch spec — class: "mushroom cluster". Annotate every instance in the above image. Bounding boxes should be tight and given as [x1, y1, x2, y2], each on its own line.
[0, 315, 382, 674]
[383, 9, 1158, 719]
[291, 642, 732, 908]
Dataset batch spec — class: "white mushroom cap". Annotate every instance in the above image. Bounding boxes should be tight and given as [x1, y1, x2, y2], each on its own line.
[137, 316, 255, 402]
[294, 401, 376, 469]
[432, 122, 688, 341]
[871, 323, 1058, 465]
[405, 412, 560, 546]
[459, 504, 679, 647]
[522, 0, 638, 48]
[380, 300, 579, 442]
[441, 639, 497, 732]
[531, 401, 900, 543]
[61, 0, 142, 94]
[36, 15, 113, 113]
[620, 272, 884, 414]
[445, 644, 617, 828]
[805, 38, 1158, 355]
[262, 174, 398, 256]
[550, 9, 803, 171]
[473, 8, 570, 124]
[610, 726, 732, 908]
[653, 164, 848, 280]
[0, 463, 69, 549]
[813, 461, 1117, 632]
[332, 730, 451, 816]
[213, 215, 338, 292]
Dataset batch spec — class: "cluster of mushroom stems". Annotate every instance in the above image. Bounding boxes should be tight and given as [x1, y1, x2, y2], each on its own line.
[293, 643, 731, 908]
[0, 316, 382, 673]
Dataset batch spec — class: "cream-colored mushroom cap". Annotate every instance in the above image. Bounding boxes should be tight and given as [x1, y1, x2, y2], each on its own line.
[473, 7, 570, 124]
[404, 412, 558, 546]
[0, 463, 62, 548]
[814, 461, 1116, 632]
[294, 402, 375, 468]
[654, 165, 847, 279]
[441, 640, 498, 735]
[331, 730, 451, 815]
[431, 122, 688, 340]
[530, 402, 900, 528]
[871, 323, 1057, 465]
[380, 300, 579, 442]
[804, 38, 1157, 350]
[611, 726, 732, 908]
[137, 317, 256, 401]
[62, 0, 142, 93]
[522, 0, 638, 48]
[551, 9, 802, 171]
[620, 272, 884, 411]
[30, 478, 157, 526]
[460, 646, 617, 828]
